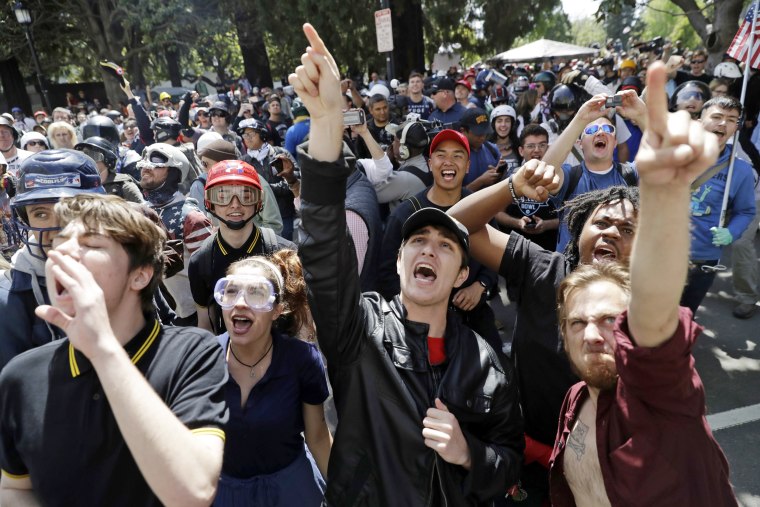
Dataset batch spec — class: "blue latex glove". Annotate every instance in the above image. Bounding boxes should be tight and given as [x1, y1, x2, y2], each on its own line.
[710, 226, 733, 246]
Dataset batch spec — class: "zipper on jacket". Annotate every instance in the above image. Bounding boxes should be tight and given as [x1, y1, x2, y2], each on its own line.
[427, 456, 449, 507]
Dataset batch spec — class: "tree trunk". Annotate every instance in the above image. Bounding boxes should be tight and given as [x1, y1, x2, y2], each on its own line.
[165, 46, 183, 87]
[0, 58, 32, 113]
[391, 0, 426, 79]
[233, 2, 273, 88]
[670, 0, 744, 65]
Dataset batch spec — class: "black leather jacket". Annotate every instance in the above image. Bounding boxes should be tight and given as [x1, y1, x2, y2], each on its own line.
[298, 148, 524, 506]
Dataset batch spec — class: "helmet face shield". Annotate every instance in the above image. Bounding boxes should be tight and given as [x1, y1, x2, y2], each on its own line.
[214, 275, 277, 312]
[206, 184, 261, 207]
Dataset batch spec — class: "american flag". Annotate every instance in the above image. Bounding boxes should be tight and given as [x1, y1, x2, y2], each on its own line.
[727, 3, 760, 69]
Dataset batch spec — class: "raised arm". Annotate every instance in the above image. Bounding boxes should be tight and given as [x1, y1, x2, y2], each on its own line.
[447, 159, 560, 272]
[628, 62, 719, 347]
[290, 24, 368, 365]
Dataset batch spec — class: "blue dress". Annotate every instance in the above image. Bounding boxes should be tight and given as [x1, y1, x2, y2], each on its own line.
[214, 331, 329, 507]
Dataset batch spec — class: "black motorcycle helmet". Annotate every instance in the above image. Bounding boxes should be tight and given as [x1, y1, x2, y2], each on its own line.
[150, 117, 182, 143]
[235, 118, 269, 141]
[548, 84, 579, 117]
[618, 76, 643, 95]
[75, 136, 119, 171]
[82, 116, 120, 146]
[669, 80, 710, 116]
[532, 71, 557, 92]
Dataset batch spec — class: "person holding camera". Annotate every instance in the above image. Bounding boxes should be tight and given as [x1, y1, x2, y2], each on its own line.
[238, 118, 300, 240]
[543, 92, 641, 254]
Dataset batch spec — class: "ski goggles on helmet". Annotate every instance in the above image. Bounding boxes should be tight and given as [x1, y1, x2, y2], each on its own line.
[206, 184, 261, 206]
[81, 148, 105, 163]
[676, 90, 704, 102]
[213, 275, 277, 311]
[583, 124, 616, 136]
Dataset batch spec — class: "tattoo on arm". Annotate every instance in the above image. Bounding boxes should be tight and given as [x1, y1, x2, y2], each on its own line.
[568, 420, 589, 461]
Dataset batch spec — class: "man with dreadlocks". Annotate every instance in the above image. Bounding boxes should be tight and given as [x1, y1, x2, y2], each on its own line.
[450, 174, 639, 502]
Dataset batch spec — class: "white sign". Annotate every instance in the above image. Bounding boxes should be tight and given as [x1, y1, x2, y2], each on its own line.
[375, 9, 394, 53]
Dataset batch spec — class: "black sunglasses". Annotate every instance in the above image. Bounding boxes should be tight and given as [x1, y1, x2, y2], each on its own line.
[210, 111, 227, 118]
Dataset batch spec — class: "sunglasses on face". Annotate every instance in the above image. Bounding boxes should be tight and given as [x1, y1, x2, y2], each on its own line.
[27, 141, 46, 147]
[210, 111, 227, 118]
[583, 124, 616, 136]
[206, 184, 261, 206]
[691, 59, 706, 64]
[214, 275, 277, 311]
[197, 112, 209, 117]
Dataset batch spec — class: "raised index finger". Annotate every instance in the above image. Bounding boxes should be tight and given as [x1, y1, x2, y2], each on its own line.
[644, 62, 668, 142]
[303, 24, 334, 61]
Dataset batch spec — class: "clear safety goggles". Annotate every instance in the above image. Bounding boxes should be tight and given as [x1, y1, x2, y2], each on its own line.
[213, 275, 277, 311]
[583, 124, 616, 136]
[206, 185, 261, 206]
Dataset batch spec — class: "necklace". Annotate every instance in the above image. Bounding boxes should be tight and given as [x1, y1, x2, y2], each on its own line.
[229, 340, 273, 378]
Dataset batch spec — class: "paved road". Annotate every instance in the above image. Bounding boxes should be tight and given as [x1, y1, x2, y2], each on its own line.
[491, 233, 760, 506]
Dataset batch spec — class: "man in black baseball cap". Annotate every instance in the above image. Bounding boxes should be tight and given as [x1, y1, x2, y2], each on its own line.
[401, 207, 469, 265]
[459, 107, 502, 191]
[429, 77, 467, 127]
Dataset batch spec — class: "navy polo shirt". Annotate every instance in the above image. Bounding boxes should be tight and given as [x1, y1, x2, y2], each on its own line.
[188, 228, 295, 334]
[219, 331, 329, 478]
[0, 318, 228, 507]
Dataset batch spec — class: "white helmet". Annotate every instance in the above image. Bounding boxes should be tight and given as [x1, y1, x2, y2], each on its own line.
[490, 105, 516, 124]
[196, 131, 223, 154]
[714, 62, 742, 79]
[138, 143, 189, 180]
[19, 131, 50, 150]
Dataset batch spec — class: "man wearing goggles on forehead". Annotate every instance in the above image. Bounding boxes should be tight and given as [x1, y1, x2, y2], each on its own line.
[189, 160, 294, 334]
[138, 143, 213, 326]
[543, 93, 640, 254]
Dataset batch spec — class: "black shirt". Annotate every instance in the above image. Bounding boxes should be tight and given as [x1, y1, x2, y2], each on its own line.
[500, 233, 578, 446]
[0, 318, 228, 507]
[188, 227, 295, 333]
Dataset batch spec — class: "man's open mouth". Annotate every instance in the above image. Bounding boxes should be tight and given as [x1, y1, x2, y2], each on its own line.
[414, 263, 437, 282]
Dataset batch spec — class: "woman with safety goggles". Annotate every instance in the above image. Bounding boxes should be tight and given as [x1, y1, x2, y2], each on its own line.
[212, 250, 331, 507]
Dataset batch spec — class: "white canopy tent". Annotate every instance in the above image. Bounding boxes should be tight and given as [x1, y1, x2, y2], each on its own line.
[491, 39, 600, 63]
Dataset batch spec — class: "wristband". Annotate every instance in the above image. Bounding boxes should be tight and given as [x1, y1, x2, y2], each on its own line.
[507, 176, 519, 202]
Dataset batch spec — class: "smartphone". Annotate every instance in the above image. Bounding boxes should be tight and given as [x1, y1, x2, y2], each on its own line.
[605, 95, 623, 108]
[271, 157, 284, 174]
[343, 109, 366, 126]
[496, 159, 508, 173]
[524, 221, 537, 229]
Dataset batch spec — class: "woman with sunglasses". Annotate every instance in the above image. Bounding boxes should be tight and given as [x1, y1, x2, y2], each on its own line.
[19, 132, 50, 154]
[213, 251, 331, 507]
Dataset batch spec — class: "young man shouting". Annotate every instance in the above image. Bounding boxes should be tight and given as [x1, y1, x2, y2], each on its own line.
[291, 24, 524, 505]
[0, 194, 228, 506]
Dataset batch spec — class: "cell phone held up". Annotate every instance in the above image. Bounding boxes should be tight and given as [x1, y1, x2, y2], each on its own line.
[343, 109, 366, 127]
[604, 95, 623, 109]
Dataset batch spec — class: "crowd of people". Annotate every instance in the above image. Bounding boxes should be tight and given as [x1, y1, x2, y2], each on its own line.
[0, 22, 756, 506]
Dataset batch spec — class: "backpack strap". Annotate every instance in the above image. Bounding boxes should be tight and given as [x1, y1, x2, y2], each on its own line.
[690, 159, 730, 191]
[564, 164, 585, 199]
[398, 165, 433, 187]
[617, 162, 638, 187]
[404, 195, 424, 212]
[260, 227, 278, 255]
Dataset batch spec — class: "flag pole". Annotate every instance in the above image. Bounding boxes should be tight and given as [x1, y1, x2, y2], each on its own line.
[719, 0, 759, 230]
